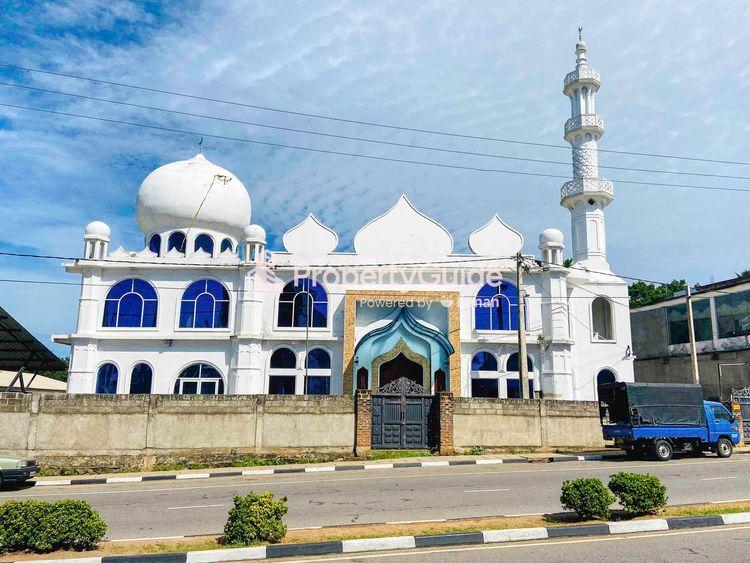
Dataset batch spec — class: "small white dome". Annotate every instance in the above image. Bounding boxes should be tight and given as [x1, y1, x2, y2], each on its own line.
[244, 224, 266, 243]
[85, 221, 110, 239]
[539, 228, 564, 246]
[136, 153, 251, 240]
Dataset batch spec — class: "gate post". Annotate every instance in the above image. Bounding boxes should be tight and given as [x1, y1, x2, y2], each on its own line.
[731, 400, 744, 446]
[438, 392, 454, 455]
[355, 390, 372, 457]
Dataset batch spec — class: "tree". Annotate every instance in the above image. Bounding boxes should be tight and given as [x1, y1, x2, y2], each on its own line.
[628, 279, 686, 308]
[38, 358, 69, 382]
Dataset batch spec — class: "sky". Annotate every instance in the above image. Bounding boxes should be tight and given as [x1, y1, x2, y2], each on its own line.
[1, 0, 749, 356]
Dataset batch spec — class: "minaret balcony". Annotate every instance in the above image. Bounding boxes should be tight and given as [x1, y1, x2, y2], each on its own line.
[564, 114, 604, 141]
[560, 178, 614, 204]
[563, 68, 600, 95]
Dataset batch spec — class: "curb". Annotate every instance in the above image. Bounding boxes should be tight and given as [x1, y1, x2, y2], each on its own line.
[30, 511, 750, 562]
[30, 454, 612, 488]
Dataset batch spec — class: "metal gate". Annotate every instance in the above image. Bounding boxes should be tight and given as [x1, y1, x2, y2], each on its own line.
[371, 377, 436, 449]
[731, 387, 750, 440]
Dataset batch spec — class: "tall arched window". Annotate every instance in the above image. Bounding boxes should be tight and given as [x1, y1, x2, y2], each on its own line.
[179, 280, 230, 328]
[173, 363, 224, 394]
[305, 348, 331, 395]
[148, 234, 161, 256]
[474, 281, 519, 331]
[471, 351, 498, 371]
[506, 353, 534, 399]
[356, 367, 369, 390]
[96, 363, 118, 394]
[592, 297, 614, 340]
[103, 278, 158, 328]
[130, 363, 153, 394]
[269, 347, 296, 394]
[596, 369, 617, 419]
[168, 231, 186, 254]
[194, 234, 214, 255]
[507, 353, 534, 373]
[220, 238, 234, 253]
[277, 278, 328, 328]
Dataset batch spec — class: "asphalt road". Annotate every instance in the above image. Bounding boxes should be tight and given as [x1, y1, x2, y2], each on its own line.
[2, 456, 749, 540]
[282, 524, 750, 562]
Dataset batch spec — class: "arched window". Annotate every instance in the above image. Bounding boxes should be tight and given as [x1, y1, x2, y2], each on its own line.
[148, 234, 161, 256]
[506, 353, 534, 399]
[194, 234, 214, 255]
[305, 348, 331, 395]
[103, 278, 158, 328]
[220, 238, 234, 253]
[130, 363, 153, 394]
[356, 367, 369, 390]
[474, 281, 519, 331]
[167, 231, 186, 254]
[596, 369, 617, 418]
[96, 363, 118, 394]
[471, 351, 498, 371]
[507, 353, 534, 373]
[434, 369, 447, 393]
[592, 297, 614, 340]
[179, 280, 230, 328]
[277, 278, 328, 328]
[269, 347, 296, 394]
[173, 363, 224, 394]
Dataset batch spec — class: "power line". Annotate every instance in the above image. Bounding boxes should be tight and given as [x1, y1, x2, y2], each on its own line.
[3, 80, 750, 182]
[3, 101, 750, 194]
[2, 61, 749, 167]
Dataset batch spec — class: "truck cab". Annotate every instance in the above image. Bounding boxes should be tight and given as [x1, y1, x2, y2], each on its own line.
[704, 401, 741, 456]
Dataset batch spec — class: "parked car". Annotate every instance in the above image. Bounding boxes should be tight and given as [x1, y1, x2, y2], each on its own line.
[0, 455, 40, 486]
[600, 382, 741, 461]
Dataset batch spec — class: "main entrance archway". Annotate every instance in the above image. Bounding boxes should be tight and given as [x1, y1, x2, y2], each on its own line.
[379, 352, 423, 388]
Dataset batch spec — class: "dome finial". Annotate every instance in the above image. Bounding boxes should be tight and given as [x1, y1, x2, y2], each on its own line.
[575, 27, 588, 69]
[578, 25, 583, 42]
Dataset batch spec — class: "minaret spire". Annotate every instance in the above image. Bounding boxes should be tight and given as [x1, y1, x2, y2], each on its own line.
[560, 35, 614, 269]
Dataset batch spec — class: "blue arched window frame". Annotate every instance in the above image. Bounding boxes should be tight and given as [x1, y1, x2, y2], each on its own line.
[179, 279, 230, 328]
[96, 362, 119, 394]
[277, 278, 328, 328]
[305, 348, 331, 395]
[129, 362, 153, 394]
[269, 347, 297, 395]
[474, 281, 520, 331]
[103, 278, 158, 328]
[167, 231, 186, 254]
[173, 363, 224, 395]
[471, 351, 498, 371]
[220, 238, 234, 253]
[148, 234, 161, 256]
[194, 233, 214, 255]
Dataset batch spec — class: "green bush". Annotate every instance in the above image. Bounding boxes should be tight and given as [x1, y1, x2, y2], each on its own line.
[0, 499, 106, 553]
[608, 472, 667, 515]
[560, 477, 614, 520]
[221, 492, 288, 546]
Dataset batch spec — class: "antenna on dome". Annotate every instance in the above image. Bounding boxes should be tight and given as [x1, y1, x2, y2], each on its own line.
[197, 137, 204, 154]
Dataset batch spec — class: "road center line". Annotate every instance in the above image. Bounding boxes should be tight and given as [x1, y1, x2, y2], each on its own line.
[464, 488, 510, 493]
[166, 503, 224, 510]
[701, 476, 738, 481]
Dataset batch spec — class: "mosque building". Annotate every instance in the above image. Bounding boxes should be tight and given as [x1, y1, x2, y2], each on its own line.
[55, 39, 634, 400]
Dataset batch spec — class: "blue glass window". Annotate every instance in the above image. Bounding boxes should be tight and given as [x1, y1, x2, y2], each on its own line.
[270, 348, 296, 369]
[194, 234, 214, 255]
[305, 376, 330, 395]
[220, 238, 234, 253]
[179, 280, 230, 328]
[103, 278, 158, 328]
[148, 234, 161, 256]
[471, 351, 497, 371]
[96, 363, 118, 394]
[277, 278, 328, 328]
[173, 363, 224, 394]
[507, 353, 533, 373]
[506, 378, 534, 399]
[471, 378, 498, 398]
[168, 231, 186, 253]
[130, 363, 153, 394]
[306, 348, 331, 370]
[269, 376, 296, 394]
[474, 282, 519, 331]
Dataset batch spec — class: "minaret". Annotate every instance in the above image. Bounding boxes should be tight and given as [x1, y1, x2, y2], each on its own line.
[560, 31, 614, 270]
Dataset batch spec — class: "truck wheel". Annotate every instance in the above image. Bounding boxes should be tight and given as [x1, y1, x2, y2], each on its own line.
[716, 438, 733, 458]
[654, 439, 673, 461]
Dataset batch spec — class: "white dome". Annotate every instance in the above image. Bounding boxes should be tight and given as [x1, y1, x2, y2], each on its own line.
[136, 153, 251, 240]
[85, 220, 110, 239]
[539, 228, 564, 246]
[244, 224, 266, 243]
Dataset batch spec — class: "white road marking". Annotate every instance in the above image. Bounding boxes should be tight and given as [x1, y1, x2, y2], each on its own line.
[502, 512, 543, 517]
[711, 498, 750, 503]
[289, 526, 324, 530]
[385, 519, 447, 524]
[701, 476, 738, 481]
[166, 503, 224, 510]
[111, 535, 186, 542]
[9, 458, 749, 499]
[464, 488, 510, 493]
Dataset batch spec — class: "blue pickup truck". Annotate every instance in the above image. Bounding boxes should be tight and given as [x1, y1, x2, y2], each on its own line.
[599, 382, 741, 461]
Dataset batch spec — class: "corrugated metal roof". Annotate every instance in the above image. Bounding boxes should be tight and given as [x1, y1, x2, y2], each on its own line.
[0, 305, 67, 372]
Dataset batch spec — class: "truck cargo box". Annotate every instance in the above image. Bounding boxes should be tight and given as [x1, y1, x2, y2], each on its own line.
[600, 382, 706, 427]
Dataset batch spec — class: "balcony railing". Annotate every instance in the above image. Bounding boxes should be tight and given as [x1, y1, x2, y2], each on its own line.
[560, 178, 614, 199]
[564, 68, 601, 89]
[564, 114, 605, 136]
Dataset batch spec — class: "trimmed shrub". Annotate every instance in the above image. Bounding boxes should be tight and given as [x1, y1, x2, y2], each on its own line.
[608, 472, 667, 515]
[221, 491, 288, 546]
[0, 499, 106, 553]
[560, 477, 614, 520]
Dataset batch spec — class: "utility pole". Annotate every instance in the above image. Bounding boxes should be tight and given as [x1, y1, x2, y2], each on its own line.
[685, 283, 700, 385]
[516, 253, 530, 399]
